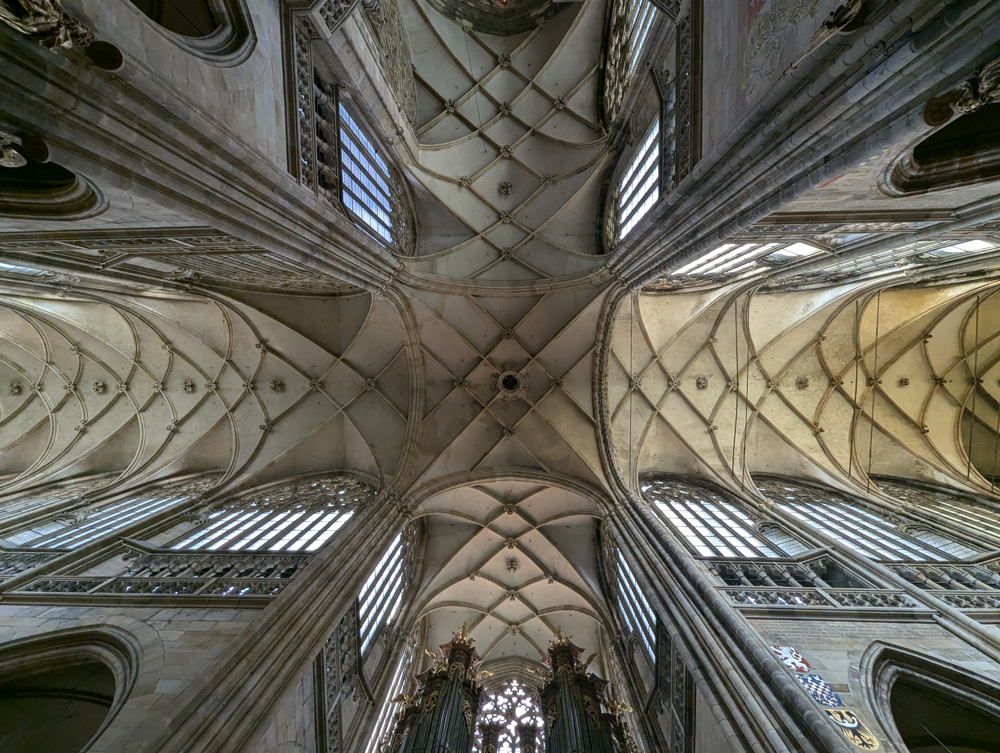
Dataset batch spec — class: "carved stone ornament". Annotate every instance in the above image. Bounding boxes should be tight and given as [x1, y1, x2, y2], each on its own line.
[93, 380, 106, 394]
[499, 101, 512, 116]
[0, 137, 26, 168]
[270, 379, 284, 392]
[695, 376, 708, 390]
[492, 367, 528, 401]
[506, 557, 519, 573]
[795, 376, 810, 390]
[182, 380, 195, 393]
[0, 0, 92, 49]
[499, 181, 513, 195]
[500, 145, 514, 159]
[7, 382, 22, 395]
[924, 55, 1000, 127]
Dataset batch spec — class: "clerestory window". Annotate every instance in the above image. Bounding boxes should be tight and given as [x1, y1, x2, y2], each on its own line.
[670, 241, 823, 279]
[358, 530, 409, 654]
[339, 103, 400, 247]
[170, 476, 369, 552]
[757, 479, 977, 562]
[642, 478, 794, 558]
[4, 477, 215, 549]
[613, 552, 656, 660]
[616, 118, 660, 240]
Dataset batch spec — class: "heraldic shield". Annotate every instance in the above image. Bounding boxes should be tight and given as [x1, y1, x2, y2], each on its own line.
[825, 709, 880, 749]
[770, 645, 810, 673]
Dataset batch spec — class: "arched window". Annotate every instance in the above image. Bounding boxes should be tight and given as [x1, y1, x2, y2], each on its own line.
[129, 0, 219, 37]
[0, 474, 114, 527]
[358, 526, 414, 654]
[170, 476, 371, 552]
[757, 478, 970, 562]
[614, 118, 660, 241]
[886, 102, 1000, 195]
[339, 103, 409, 250]
[2, 476, 216, 549]
[874, 477, 999, 550]
[127, 0, 252, 61]
[669, 241, 823, 279]
[473, 679, 544, 753]
[642, 478, 800, 558]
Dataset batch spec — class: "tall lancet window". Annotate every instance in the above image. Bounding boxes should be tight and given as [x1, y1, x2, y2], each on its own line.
[757, 478, 977, 562]
[3, 476, 216, 549]
[641, 478, 797, 558]
[473, 679, 544, 753]
[170, 476, 370, 552]
[613, 551, 656, 660]
[616, 118, 660, 240]
[358, 527, 413, 654]
[339, 103, 402, 248]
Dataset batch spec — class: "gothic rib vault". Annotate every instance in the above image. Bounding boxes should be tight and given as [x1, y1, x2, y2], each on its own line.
[3, 0, 1000, 752]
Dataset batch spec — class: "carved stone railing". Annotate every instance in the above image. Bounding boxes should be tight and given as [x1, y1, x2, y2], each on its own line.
[706, 553, 872, 589]
[121, 543, 313, 580]
[887, 560, 1000, 592]
[17, 577, 289, 597]
[721, 587, 924, 610]
[932, 591, 1000, 610]
[0, 548, 68, 577]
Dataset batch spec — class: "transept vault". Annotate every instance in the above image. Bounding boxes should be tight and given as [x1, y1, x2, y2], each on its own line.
[3, 1, 1000, 753]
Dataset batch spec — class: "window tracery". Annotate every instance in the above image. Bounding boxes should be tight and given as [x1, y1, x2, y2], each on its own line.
[641, 478, 795, 558]
[668, 240, 823, 279]
[757, 479, 976, 563]
[614, 118, 660, 241]
[0, 474, 114, 526]
[473, 679, 544, 753]
[603, 0, 660, 123]
[358, 523, 415, 654]
[170, 475, 371, 552]
[4, 476, 217, 549]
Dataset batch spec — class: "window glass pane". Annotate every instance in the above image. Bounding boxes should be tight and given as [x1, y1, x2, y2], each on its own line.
[617, 120, 660, 240]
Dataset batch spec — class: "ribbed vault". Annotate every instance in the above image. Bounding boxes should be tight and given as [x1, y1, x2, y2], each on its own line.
[412, 478, 609, 678]
[0, 288, 412, 495]
[607, 281, 1000, 497]
[398, 0, 610, 284]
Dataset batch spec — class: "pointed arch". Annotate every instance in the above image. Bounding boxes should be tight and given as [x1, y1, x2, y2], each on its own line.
[860, 642, 1000, 753]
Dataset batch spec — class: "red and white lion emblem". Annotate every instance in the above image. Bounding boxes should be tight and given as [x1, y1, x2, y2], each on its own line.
[770, 645, 811, 673]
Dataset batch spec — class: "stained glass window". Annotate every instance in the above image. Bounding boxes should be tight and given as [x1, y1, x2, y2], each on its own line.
[473, 679, 544, 753]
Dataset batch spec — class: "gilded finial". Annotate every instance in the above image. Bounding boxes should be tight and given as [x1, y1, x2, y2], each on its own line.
[549, 626, 573, 647]
[453, 621, 475, 646]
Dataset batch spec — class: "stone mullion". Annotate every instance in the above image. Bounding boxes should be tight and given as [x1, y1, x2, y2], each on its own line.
[611, 1, 1000, 288]
[0, 29, 398, 293]
[115, 499, 406, 753]
[606, 500, 854, 753]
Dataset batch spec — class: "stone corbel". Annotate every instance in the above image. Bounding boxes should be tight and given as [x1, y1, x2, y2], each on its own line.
[923, 56, 1000, 127]
[0, 0, 90, 50]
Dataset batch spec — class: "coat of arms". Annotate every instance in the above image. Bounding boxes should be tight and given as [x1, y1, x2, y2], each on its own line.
[826, 709, 880, 750]
[770, 645, 810, 673]
[797, 674, 843, 707]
